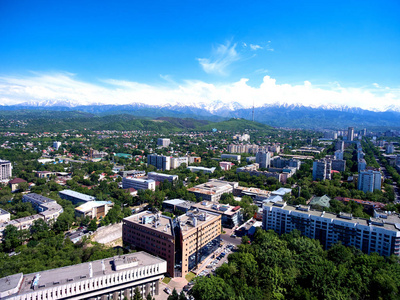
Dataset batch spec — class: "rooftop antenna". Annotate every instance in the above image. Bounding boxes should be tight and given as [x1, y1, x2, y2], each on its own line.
[252, 100, 255, 122]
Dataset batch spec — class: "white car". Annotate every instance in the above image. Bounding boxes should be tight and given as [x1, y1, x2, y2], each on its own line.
[164, 288, 171, 294]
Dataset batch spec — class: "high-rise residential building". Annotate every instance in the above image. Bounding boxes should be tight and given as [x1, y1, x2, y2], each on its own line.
[358, 159, 367, 173]
[335, 140, 344, 151]
[312, 159, 330, 180]
[271, 156, 301, 169]
[52, 141, 61, 150]
[0, 252, 167, 299]
[147, 154, 170, 171]
[358, 170, 382, 193]
[0, 159, 12, 182]
[387, 143, 395, 154]
[331, 159, 346, 172]
[256, 151, 271, 169]
[334, 150, 344, 160]
[147, 172, 178, 183]
[122, 177, 156, 191]
[233, 134, 250, 142]
[357, 150, 365, 160]
[157, 138, 171, 147]
[348, 127, 354, 141]
[263, 201, 400, 257]
[123, 209, 221, 277]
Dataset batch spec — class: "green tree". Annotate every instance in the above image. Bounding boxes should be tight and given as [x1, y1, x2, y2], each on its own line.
[133, 287, 143, 300]
[167, 288, 179, 300]
[88, 218, 98, 232]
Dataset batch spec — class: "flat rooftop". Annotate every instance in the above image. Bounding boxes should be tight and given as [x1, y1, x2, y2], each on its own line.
[24, 193, 56, 204]
[263, 202, 400, 231]
[17, 252, 164, 294]
[178, 209, 221, 234]
[75, 201, 113, 212]
[188, 180, 237, 195]
[59, 190, 96, 202]
[192, 201, 240, 217]
[0, 208, 10, 216]
[235, 186, 271, 196]
[124, 211, 174, 236]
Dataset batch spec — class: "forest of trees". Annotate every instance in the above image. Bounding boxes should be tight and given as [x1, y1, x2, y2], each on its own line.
[191, 229, 400, 300]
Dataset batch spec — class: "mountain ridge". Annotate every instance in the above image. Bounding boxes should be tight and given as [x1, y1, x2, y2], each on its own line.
[1, 101, 400, 129]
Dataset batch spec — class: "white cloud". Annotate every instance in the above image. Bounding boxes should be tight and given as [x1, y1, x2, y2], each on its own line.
[197, 41, 240, 75]
[250, 44, 263, 51]
[373, 83, 380, 88]
[0, 72, 399, 111]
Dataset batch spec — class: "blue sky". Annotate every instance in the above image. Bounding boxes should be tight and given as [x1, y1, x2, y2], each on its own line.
[0, 0, 399, 109]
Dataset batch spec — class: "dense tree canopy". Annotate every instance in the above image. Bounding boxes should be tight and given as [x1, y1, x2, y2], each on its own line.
[192, 229, 400, 300]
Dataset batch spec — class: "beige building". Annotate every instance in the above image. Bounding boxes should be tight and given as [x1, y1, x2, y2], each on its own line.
[75, 201, 114, 219]
[187, 179, 238, 202]
[123, 209, 221, 277]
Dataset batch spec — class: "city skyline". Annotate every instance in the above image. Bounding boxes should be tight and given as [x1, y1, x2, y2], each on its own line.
[0, 0, 399, 110]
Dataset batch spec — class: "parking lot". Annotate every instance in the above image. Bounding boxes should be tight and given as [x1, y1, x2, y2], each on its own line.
[155, 243, 236, 300]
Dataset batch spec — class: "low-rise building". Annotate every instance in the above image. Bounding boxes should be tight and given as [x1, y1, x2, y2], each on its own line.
[0, 194, 63, 239]
[162, 199, 195, 213]
[0, 252, 167, 299]
[122, 177, 156, 191]
[233, 186, 271, 206]
[188, 180, 238, 202]
[221, 154, 241, 163]
[119, 170, 146, 178]
[236, 163, 259, 173]
[147, 172, 178, 184]
[8, 178, 27, 192]
[187, 166, 216, 174]
[75, 201, 114, 219]
[170, 157, 189, 169]
[219, 161, 234, 171]
[309, 195, 331, 208]
[59, 190, 96, 205]
[192, 201, 243, 229]
[0, 208, 10, 223]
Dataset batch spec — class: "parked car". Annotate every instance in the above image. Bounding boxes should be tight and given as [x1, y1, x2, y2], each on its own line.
[164, 287, 171, 294]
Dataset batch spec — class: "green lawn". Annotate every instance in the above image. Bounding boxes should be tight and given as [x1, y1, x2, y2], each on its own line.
[162, 277, 171, 284]
[185, 272, 196, 282]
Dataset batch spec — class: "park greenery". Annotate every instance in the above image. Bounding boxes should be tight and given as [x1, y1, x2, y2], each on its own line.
[191, 229, 400, 300]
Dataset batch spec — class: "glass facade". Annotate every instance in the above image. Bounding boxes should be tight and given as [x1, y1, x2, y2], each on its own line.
[188, 236, 220, 271]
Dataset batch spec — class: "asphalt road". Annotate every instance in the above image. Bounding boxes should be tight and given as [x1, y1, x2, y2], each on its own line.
[221, 233, 242, 246]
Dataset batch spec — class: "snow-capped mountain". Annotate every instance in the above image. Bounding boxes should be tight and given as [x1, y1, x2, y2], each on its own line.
[2, 99, 400, 129]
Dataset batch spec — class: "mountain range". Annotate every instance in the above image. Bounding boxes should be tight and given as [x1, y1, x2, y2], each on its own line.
[1, 100, 400, 130]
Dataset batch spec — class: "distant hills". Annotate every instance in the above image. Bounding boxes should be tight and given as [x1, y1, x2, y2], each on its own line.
[0, 110, 273, 133]
[1, 100, 400, 130]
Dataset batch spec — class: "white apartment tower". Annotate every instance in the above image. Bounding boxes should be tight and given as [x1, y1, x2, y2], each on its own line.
[0, 159, 12, 182]
[358, 170, 382, 193]
[256, 151, 271, 169]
